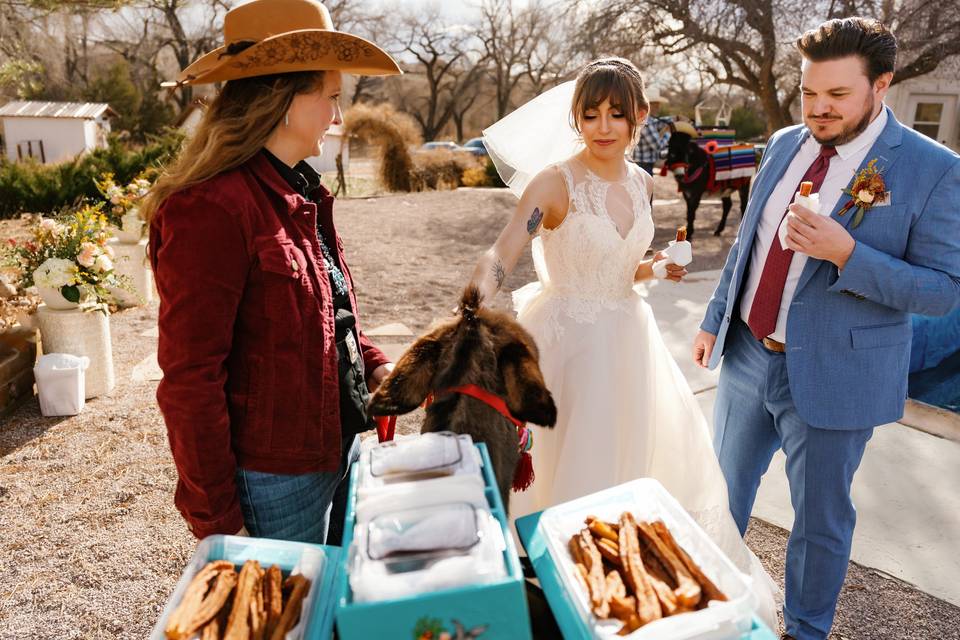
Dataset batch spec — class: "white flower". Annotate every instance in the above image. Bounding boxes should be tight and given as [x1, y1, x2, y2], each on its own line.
[34, 258, 77, 288]
[94, 254, 113, 273]
[110, 195, 121, 205]
[857, 189, 875, 204]
[77, 242, 99, 268]
[103, 244, 115, 259]
[40, 218, 57, 232]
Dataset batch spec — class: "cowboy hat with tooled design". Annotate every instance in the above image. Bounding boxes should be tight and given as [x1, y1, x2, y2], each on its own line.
[162, 0, 401, 87]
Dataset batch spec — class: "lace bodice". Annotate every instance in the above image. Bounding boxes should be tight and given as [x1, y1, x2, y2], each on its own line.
[533, 157, 653, 284]
[537, 158, 653, 298]
[514, 158, 655, 343]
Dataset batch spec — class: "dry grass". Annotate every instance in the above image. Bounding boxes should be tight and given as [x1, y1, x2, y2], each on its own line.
[343, 103, 420, 193]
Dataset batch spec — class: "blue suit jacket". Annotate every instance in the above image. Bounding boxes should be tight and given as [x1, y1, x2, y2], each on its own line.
[701, 107, 960, 429]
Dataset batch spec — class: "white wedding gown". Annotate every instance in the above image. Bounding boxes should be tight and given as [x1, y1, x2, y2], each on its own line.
[511, 157, 779, 623]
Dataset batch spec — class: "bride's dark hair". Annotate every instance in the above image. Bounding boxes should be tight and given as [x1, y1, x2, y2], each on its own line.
[570, 57, 649, 143]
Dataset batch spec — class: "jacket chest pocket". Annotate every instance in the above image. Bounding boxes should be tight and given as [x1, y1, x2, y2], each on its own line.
[848, 204, 909, 256]
[255, 237, 316, 324]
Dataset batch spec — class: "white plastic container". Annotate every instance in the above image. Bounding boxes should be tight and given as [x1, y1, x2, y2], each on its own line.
[348, 501, 507, 603]
[34, 353, 90, 416]
[150, 535, 340, 640]
[538, 478, 755, 640]
[354, 432, 489, 525]
[357, 431, 482, 490]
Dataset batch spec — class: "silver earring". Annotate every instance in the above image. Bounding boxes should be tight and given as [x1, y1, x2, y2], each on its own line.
[284, 112, 289, 127]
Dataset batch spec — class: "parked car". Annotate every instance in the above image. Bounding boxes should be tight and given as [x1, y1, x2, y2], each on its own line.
[462, 137, 488, 157]
[420, 141, 463, 152]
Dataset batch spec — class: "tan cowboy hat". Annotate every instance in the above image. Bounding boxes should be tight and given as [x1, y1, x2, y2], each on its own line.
[672, 119, 699, 137]
[162, 0, 401, 87]
[645, 86, 669, 105]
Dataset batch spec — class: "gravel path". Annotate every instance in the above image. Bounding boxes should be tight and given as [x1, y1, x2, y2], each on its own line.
[0, 183, 957, 638]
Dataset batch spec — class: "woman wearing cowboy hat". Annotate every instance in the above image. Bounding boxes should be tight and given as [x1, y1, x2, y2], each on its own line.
[141, 0, 401, 544]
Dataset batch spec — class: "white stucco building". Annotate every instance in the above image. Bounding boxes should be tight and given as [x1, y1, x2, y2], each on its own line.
[0, 101, 115, 164]
[887, 59, 960, 152]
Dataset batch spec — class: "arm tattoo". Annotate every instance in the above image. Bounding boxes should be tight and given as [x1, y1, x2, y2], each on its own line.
[492, 260, 506, 290]
[526, 207, 543, 235]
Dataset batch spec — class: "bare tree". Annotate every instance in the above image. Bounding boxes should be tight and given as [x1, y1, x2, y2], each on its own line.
[580, 0, 960, 135]
[145, 0, 226, 109]
[449, 59, 488, 141]
[478, 0, 549, 118]
[393, 7, 478, 141]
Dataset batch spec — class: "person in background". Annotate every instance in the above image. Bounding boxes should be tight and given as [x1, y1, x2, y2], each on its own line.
[631, 86, 671, 175]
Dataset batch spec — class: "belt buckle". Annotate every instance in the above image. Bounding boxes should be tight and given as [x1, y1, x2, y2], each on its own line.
[344, 331, 359, 364]
[762, 337, 786, 353]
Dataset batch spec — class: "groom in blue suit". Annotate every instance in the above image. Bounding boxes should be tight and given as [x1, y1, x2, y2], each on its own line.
[693, 17, 960, 640]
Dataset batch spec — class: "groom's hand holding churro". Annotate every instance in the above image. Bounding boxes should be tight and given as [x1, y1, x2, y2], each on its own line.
[784, 203, 856, 268]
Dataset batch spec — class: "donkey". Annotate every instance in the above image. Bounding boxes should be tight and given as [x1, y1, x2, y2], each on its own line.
[665, 130, 750, 238]
[367, 286, 557, 513]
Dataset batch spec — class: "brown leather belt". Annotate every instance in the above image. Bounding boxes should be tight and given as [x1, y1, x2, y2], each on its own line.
[762, 337, 786, 353]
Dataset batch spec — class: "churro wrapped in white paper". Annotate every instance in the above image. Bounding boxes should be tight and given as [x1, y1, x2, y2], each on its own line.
[653, 227, 693, 278]
[779, 181, 821, 249]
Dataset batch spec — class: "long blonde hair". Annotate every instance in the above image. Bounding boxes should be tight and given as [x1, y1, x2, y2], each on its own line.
[141, 71, 325, 222]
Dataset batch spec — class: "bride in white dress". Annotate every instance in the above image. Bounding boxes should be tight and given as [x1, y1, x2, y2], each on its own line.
[468, 57, 779, 623]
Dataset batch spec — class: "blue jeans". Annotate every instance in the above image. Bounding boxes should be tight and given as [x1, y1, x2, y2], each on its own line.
[236, 434, 360, 545]
[714, 320, 873, 640]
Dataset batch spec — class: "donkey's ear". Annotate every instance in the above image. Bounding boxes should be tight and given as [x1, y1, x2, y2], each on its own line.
[499, 342, 557, 427]
[368, 327, 448, 417]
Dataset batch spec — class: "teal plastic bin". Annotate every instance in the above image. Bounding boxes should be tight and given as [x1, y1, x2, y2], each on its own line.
[516, 511, 778, 640]
[150, 534, 342, 640]
[335, 442, 532, 639]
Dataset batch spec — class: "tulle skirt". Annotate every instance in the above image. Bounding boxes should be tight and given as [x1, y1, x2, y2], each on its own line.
[511, 283, 780, 626]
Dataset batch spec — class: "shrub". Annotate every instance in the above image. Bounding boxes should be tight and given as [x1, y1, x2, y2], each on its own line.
[462, 157, 508, 188]
[343, 102, 421, 192]
[410, 149, 476, 191]
[461, 166, 489, 187]
[0, 128, 183, 219]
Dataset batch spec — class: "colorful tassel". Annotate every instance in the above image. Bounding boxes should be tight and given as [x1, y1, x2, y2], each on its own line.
[512, 450, 535, 492]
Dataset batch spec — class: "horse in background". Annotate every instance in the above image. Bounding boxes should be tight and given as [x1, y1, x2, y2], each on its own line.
[663, 126, 752, 239]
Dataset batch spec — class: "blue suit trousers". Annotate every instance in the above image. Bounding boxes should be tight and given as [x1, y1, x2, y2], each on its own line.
[714, 320, 873, 640]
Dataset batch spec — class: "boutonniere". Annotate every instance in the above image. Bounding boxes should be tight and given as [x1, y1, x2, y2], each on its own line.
[838, 158, 888, 228]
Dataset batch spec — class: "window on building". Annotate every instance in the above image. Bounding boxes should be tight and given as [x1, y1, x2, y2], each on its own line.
[912, 102, 943, 140]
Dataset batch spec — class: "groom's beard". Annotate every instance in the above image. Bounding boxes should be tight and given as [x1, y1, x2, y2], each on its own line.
[809, 94, 875, 146]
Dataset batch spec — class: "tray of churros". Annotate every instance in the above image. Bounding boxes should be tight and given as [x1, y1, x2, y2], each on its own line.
[520, 479, 755, 640]
[151, 535, 341, 640]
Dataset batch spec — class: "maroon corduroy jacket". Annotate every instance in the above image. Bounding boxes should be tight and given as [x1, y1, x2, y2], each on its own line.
[149, 152, 390, 538]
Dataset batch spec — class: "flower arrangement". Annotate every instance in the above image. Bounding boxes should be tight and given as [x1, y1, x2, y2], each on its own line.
[2, 204, 130, 306]
[94, 172, 151, 231]
[838, 158, 888, 228]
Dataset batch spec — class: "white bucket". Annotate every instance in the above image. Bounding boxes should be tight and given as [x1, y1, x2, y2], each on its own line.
[34, 353, 90, 416]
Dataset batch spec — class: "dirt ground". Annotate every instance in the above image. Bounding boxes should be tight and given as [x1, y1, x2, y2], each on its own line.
[1, 180, 958, 639]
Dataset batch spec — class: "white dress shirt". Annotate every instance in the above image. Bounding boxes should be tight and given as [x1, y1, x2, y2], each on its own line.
[739, 108, 888, 343]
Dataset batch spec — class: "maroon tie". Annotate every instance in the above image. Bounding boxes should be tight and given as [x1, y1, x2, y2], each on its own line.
[747, 144, 838, 341]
